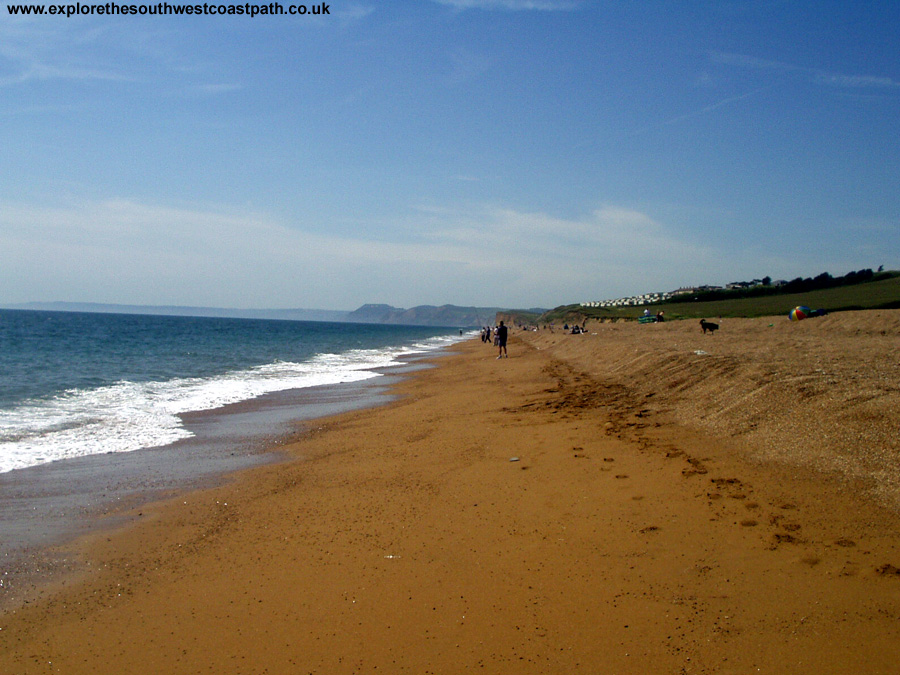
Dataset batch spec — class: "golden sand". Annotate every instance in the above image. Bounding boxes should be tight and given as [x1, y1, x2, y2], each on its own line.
[2, 311, 900, 674]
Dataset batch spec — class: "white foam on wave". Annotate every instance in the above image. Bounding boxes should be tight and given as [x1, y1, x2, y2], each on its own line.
[400, 331, 475, 356]
[0, 336, 463, 474]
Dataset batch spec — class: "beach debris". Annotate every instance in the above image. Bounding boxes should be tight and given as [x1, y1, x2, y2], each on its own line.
[694, 349, 709, 356]
[509, 457, 520, 462]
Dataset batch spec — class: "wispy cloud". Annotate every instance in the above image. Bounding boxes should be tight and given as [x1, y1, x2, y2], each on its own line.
[711, 51, 900, 90]
[425, 205, 706, 266]
[629, 87, 770, 135]
[1, 196, 870, 308]
[0, 198, 716, 307]
[0, 66, 125, 87]
[0, 20, 129, 86]
[0, 19, 234, 94]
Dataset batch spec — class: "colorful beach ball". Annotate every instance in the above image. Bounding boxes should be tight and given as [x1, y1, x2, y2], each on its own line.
[789, 306, 811, 321]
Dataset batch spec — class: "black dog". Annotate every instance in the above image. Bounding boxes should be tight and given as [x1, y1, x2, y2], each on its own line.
[699, 319, 719, 334]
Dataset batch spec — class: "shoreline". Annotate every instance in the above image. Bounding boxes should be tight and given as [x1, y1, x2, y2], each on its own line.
[2, 316, 900, 673]
[0, 354, 440, 611]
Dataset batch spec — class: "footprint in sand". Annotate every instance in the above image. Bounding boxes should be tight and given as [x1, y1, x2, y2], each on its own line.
[773, 533, 802, 545]
[876, 564, 900, 576]
[682, 457, 708, 477]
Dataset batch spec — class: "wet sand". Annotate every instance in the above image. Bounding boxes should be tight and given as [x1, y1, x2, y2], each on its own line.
[1, 312, 900, 673]
[0, 372, 410, 606]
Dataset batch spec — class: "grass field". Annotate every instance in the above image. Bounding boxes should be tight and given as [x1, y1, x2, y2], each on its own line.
[533, 273, 900, 324]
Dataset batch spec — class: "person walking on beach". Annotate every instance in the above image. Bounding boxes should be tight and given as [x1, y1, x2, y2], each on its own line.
[497, 321, 508, 359]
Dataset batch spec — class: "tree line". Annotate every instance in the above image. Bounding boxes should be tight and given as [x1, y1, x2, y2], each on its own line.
[666, 268, 895, 305]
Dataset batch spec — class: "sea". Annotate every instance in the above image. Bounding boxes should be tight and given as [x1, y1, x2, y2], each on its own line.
[0, 309, 466, 474]
[0, 309, 468, 574]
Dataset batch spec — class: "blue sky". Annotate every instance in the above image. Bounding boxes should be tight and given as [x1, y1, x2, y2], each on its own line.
[2, 0, 898, 310]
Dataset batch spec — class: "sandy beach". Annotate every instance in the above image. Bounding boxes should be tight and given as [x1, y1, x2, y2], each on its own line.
[2, 311, 900, 674]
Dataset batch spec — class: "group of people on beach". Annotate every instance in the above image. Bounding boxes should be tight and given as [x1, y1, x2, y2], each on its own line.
[480, 321, 508, 359]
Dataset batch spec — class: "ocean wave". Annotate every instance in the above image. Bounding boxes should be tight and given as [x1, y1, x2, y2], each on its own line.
[0, 337, 461, 474]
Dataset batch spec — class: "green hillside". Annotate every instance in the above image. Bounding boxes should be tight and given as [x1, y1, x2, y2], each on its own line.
[533, 273, 900, 324]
